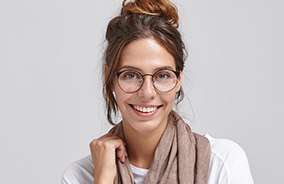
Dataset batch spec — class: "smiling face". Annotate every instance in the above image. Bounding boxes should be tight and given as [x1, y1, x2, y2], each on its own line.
[113, 38, 182, 134]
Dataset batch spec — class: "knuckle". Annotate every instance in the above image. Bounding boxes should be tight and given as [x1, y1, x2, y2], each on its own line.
[89, 140, 97, 148]
[89, 134, 125, 150]
[103, 141, 114, 149]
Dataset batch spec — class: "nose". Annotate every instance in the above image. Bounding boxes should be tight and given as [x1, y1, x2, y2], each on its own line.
[137, 76, 156, 98]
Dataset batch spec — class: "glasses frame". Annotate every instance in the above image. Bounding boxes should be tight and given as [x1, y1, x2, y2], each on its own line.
[115, 69, 180, 93]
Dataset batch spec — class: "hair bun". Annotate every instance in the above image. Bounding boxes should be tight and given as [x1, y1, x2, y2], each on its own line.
[121, 0, 179, 28]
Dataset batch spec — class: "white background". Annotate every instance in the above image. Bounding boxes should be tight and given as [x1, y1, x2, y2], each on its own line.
[0, 0, 283, 183]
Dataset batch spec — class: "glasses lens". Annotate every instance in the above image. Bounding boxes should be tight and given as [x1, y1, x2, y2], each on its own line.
[118, 70, 142, 92]
[117, 69, 179, 93]
[153, 70, 178, 92]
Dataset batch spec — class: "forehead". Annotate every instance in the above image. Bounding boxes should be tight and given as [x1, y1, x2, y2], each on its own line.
[118, 38, 176, 72]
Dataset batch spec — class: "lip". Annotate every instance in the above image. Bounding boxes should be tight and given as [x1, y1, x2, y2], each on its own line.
[129, 104, 163, 118]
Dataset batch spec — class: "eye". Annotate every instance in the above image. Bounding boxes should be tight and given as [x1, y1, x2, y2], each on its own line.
[158, 73, 169, 79]
[120, 71, 141, 81]
[155, 71, 171, 80]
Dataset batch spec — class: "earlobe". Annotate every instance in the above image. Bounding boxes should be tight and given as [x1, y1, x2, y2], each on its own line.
[113, 91, 117, 100]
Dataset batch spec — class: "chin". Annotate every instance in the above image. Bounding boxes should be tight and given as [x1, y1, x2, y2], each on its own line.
[123, 113, 169, 134]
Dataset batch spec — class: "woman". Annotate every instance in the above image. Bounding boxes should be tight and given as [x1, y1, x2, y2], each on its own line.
[62, 0, 254, 183]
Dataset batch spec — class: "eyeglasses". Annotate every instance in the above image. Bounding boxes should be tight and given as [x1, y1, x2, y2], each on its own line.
[115, 69, 180, 93]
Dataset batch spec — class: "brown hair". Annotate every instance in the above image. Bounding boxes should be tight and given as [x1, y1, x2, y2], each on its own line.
[103, 0, 187, 125]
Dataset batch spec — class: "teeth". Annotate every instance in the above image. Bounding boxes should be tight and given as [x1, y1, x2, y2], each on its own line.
[133, 105, 158, 113]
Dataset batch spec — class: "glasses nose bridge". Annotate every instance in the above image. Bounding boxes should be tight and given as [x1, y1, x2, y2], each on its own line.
[141, 73, 154, 81]
[139, 73, 155, 90]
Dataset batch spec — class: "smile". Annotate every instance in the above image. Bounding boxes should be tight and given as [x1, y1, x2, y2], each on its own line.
[130, 105, 162, 113]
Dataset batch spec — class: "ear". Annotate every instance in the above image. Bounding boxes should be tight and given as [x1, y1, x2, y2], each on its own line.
[176, 70, 182, 92]
[113, 91, 116, 100]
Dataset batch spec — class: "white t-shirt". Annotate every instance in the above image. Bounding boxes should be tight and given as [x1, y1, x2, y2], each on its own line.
[61, 134, 254, 184]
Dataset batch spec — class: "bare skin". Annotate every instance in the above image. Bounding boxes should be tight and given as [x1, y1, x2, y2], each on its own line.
[89, 133, 128, 184]
[90, 38, 181, 184]
[122, 115, 168, 169]
[89, 87, 167, 184]
[89, 124, 166, 184]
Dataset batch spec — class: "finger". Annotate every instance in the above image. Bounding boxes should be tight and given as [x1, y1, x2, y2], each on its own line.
[90, 133, 128, 163]
[112, 139, 128, 163]
[117, 147, 127, 163]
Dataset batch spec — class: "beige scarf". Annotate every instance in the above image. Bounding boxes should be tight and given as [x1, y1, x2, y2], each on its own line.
[109, 111, 211, 184]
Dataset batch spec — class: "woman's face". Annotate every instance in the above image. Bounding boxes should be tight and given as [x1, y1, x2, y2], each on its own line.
[113, 38, 182, 134]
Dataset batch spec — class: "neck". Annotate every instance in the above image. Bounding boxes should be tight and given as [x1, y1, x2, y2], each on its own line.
[123, 121, 167, 169]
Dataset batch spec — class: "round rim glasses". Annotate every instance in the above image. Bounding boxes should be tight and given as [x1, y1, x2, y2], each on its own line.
[115, 69, 180, 93]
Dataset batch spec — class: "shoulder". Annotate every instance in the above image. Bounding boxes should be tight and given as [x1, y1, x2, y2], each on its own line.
[205, 134, 254, 184]
[206, 134, 247, 161]
[61, 155, 94, 184]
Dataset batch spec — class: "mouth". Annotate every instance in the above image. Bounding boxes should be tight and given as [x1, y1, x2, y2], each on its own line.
[129, 104, 163, 114]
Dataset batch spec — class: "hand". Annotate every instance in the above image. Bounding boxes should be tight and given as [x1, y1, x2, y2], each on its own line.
[89, 133, 127, 184]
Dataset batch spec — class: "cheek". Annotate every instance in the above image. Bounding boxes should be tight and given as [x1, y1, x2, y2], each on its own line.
[113, 84, 129, 108]
[161, 92, 178, 105]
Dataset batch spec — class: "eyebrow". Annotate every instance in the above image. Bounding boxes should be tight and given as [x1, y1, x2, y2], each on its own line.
[118, 65, 175, 72]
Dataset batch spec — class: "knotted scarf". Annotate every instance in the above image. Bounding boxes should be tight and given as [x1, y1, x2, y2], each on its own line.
[109, 111, 211, 184]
